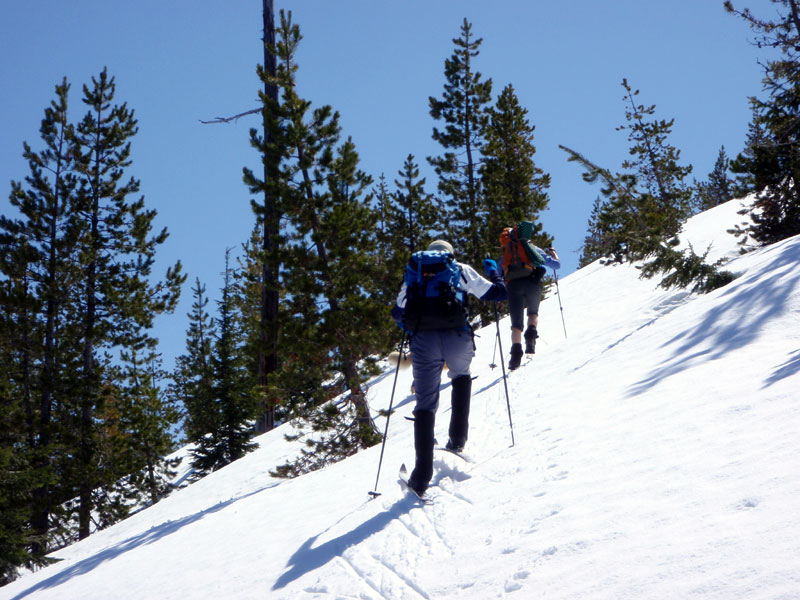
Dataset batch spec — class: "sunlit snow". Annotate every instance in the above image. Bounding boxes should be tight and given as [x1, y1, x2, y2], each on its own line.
[3, 198, 799, 600]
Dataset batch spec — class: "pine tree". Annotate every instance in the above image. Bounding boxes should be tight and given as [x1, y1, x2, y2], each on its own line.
[375, 155, 442, 333]
[114, 331, 180, 506]
[262, 11, 386, 476]
[212, 249, 259, 465]
[390, 154, 441, 256]
[482, 84, 552, 243]
[273, 137, 386, 477]
[617, 78, 694, 257]
[563, 79, 731, 292]
[565, 80, 692, 264]
[189, 250, 259, 476]
[172, 278, 216, 445]
[428, 18, 493, 270]
[479, 83, 553, 323]
[0, 299, 44, 582]
[374, 174, 392, 266]
[726, 0, 800, 244]
[372, 174, 408, 322]
[232, 226, 281, 419]
[70, 68, 183, 539]
[695, 146, 734, 211]
[0, 78, 83, 565]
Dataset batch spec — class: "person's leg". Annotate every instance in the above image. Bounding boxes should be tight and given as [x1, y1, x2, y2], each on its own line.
[409, 331, 445, 414]
[407, 331, 445, 494]
[408, 410, 435, 495]
[524, 279, 543, 354]
[440, 329, 475, 451]
[507, 280, 525, 368]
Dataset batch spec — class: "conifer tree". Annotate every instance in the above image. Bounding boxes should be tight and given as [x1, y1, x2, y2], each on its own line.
[272, 137, 385, 477]
[563, 79, 731, 291]
[171, 278, 216, 445]
[261, 11, 386, 476]
[113, 331, 179, 506]
[617, 78, 694, 253]
[0, 78, 83, 564]
[726, 0, 800, 244]
[212, 249, 259, 465]
[374, 173, 394, 275]
[374, 174, 392, 263]
[428, 18, 493, 270]
[376, 155, 442, 332]
[482, 84, 553, 252]
[70, 68, 184, 539]
[0, 305, 41, 582]
[565, 80, 692, 263]
[372, 174, 405, 321]
[695, 146, 734, 211]
[389, 154, 441, 256]
[188, 251, 259, 476]
[232, 226, 279, 419]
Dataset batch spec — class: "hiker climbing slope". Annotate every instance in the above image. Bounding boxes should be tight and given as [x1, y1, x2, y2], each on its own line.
[391, 240, 506, 497]
[499, 221, 561, 370]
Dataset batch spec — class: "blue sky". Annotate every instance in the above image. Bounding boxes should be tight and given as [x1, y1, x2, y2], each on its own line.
[0, 1, 771, 370]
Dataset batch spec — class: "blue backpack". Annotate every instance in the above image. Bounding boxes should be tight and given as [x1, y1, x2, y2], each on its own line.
[402, 250, 468, 332]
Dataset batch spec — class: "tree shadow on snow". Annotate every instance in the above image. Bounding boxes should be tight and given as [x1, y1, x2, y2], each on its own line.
[628, 238, 800, 397]
[272, 496, 417, 591]
[763, 348, 800, 388]
[9, 485, 276, 600]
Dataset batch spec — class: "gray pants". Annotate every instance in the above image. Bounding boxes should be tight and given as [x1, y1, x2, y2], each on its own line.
[410, 329, 474, 413]
[507, 276, 543, 330]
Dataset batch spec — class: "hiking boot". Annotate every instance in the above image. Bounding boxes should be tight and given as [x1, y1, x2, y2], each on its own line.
[447, 375, 471, 452]
[408, 410, 435, 495]
[524, 326, 538, 354]
[445, 439, 464, 452]
[508, 343, 523, 370]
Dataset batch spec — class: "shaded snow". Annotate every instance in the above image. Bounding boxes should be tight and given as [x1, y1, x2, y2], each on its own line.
[3, 198, 800, 600]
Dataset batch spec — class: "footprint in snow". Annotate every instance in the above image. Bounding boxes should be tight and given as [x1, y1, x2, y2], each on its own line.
[736, 497, 760, 509]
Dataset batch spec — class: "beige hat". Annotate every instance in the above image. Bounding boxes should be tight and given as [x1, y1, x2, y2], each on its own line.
[427, 240, 454, 254]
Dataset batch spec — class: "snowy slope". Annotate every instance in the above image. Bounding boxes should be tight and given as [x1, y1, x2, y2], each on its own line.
[3, 198, 800, 600]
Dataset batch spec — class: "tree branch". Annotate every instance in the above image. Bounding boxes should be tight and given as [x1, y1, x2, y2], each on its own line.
[199, 107, 260, 124]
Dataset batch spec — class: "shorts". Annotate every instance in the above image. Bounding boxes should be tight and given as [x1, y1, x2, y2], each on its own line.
[507, 276, 543, 330]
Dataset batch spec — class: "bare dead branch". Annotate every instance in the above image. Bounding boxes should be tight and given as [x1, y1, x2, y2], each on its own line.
[199, 107, 260, 124]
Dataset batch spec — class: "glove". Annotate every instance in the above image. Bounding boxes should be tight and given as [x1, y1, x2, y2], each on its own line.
[483, 258, 498, 278]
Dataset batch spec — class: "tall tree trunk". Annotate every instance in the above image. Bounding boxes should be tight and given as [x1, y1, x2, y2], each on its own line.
[256, 0, 279, 433]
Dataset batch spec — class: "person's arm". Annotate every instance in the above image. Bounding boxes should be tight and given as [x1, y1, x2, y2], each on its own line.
[460, 261, 507, 302]
[391, 284, 407, 327]
[543, 247, 561, 271]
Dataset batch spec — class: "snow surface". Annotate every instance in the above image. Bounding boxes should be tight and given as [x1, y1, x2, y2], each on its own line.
[3, 198, 800, 600]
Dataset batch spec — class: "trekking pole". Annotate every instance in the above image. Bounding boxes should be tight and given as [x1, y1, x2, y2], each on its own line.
[493, 303, 515, 447]
[553, 269, 567, 339]
[368, 331, 407, 498]
[490, 331, 498, 369]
